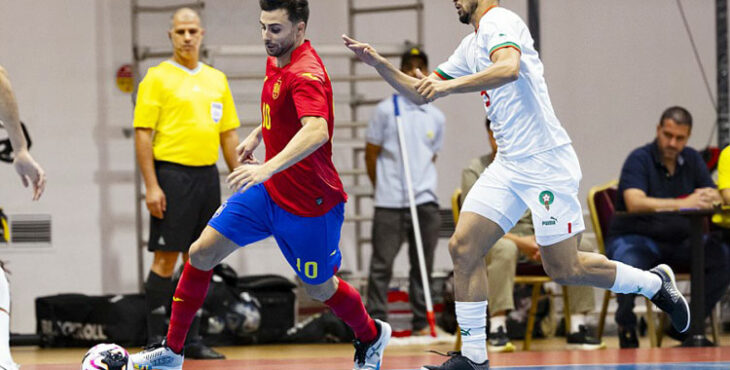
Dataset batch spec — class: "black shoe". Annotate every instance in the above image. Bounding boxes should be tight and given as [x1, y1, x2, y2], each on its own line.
[649, 264, 690, 333]
[487, 327, 514, 353]
[184, 342, 225, 359]
[618, 326, 639, 349]
[566, 325, 606, 350]
[665, 322, 689, 342]
[422, 351, 489, 370]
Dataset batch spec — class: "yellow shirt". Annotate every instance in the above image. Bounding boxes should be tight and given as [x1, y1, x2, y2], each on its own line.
[714, 145, 730, 226]
[133, 61, 240, 166]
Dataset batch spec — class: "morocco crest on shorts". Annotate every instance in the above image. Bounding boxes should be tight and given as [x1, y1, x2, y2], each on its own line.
[539, 190, 554, 211]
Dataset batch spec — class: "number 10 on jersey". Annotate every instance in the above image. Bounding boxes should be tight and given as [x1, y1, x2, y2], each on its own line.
[262, 102, 272, 130]
[296, 258, 318, 279]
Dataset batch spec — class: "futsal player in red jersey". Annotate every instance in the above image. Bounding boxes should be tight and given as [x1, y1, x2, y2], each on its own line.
[130, 1, 391, 369]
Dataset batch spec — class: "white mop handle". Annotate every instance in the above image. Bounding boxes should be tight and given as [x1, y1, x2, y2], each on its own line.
[392, 95, 435, 321]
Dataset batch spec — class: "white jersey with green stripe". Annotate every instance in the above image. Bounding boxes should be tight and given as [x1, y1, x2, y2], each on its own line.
[435, 6, 571, 160]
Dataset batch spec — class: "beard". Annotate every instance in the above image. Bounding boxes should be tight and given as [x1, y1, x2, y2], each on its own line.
[459, 11, 471, 24]
[265, 34, 296, 57]
[457, 2, 474, 24]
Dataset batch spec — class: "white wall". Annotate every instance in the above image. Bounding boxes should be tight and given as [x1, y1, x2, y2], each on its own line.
[0, 0, 106, 333]
[0, 0, 719, 332]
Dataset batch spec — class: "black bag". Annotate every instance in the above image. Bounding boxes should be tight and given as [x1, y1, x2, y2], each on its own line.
[199, 265, 262, 346]
[236, 274, 296, 343]
[282, 311, 354, 343]
[35, 294, 146, 348]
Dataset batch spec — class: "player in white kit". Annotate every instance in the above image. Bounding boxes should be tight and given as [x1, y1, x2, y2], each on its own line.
[344, 1, 689, 369]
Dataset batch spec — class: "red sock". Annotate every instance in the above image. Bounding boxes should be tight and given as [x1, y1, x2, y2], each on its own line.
[324, 277, 377, 342]
[166, 262, 213, 353]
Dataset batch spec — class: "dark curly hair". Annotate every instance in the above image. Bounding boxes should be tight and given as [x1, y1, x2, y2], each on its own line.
[259, 0, 309, 25]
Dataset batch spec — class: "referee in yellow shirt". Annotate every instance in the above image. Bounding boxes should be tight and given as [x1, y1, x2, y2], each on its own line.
[133, 8, 239, 359]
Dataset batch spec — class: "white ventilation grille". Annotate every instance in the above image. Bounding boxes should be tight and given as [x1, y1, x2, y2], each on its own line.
[10, 214, 51, 245]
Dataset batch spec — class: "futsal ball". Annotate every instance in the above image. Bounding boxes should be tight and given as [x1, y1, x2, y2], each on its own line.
[234, 291, 262, 334]
[81, 343, 130, 370]
[209, 291, 262, 336]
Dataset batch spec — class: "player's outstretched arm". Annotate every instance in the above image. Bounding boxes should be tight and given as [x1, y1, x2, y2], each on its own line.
[0, 65, 46, 200]
[342, 35, 431, 105]
[439, 47, 521, 95]
[227, 116, 329, 193]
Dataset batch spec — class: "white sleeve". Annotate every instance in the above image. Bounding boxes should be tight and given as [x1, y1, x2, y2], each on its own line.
[479, 15, 522, 59]
[366, 101, 389, 146]
[434, 35, 472, 80]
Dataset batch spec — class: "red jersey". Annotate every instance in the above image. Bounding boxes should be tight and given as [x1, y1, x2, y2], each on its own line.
[261, 40, 347, 217]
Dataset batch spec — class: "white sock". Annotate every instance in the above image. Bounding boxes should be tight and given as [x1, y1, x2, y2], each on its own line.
[610, 261, 661, 298]
[456, 301, 487, 364]
[489, 315, 506, 334]
[0, 268, 13, 366]
[570, 313, 586, 334]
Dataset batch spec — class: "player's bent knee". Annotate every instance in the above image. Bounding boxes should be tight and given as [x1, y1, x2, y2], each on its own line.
[303, 277, 337, 301]
[448, 234, 482, 269]
[188, 241, 219, 271]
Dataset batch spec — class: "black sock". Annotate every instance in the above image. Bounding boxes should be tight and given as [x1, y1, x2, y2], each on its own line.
[145, 271, 174, 344]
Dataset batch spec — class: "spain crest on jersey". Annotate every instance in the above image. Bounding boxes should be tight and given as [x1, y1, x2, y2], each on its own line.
[273, 79, 282, 99]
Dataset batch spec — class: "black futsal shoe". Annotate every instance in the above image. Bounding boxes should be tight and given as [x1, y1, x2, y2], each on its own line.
[566, 325, 606, 350]
[664, 322, 689, 342]
[421, 351, 489, 370]
[649, 264, 690, 333]
[487, 327, 515, 353]
[184, 342, 225, 359]
[618, 326, 639, 349]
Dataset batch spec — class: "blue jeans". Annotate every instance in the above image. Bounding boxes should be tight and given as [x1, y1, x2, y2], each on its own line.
[606, 233, 730, 328]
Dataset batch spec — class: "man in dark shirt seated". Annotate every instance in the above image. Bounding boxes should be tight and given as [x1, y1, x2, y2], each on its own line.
[606, 106, 730, 348]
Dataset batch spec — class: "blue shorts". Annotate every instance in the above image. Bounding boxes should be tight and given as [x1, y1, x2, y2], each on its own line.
[208, 183, 344, 285]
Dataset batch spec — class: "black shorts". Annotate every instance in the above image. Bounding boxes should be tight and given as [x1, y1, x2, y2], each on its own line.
[148, 161, 221, 252]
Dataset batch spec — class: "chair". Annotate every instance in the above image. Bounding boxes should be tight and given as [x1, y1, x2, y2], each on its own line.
[587, 180, 719, 347]
[452, 188, 571, 351]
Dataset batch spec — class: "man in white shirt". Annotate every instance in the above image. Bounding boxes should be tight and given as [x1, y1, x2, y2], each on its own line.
[365, 48, 445, 336]
[344, 1, 689, 368]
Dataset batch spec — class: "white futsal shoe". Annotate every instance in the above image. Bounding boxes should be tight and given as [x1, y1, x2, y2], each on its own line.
[353, 319, 392, 370]
[129, 341, 183, 370]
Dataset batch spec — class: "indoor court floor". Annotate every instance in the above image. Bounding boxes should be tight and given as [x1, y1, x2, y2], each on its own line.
[10, 335, 730, 369]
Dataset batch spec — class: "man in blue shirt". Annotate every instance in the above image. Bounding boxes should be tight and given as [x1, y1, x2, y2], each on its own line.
[365, 47, 445, 336]
[607, 106, 730, 348]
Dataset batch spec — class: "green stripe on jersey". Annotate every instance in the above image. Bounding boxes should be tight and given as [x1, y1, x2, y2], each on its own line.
[434, 68, 455, 80]
[489, 41, 521, 54]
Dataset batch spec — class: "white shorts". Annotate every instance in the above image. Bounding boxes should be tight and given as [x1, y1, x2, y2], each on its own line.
[461, 144, 585, 246]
